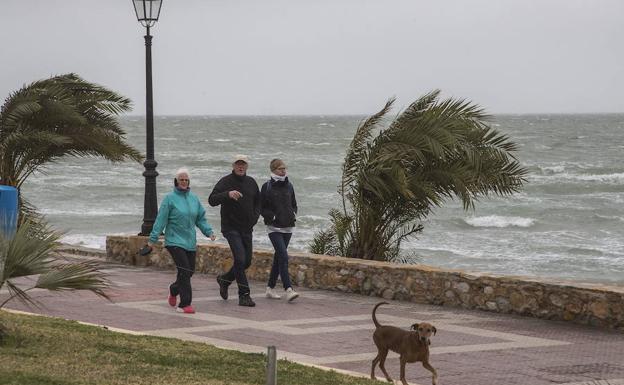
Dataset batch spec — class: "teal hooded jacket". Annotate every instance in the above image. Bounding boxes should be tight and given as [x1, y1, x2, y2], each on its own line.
[149, 188, 214, 251]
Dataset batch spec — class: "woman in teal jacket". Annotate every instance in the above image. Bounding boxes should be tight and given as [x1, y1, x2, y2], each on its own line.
[149, 168, 215, 314]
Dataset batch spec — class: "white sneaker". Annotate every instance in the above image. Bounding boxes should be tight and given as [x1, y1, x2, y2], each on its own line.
[285, 287, 299, 302]
[265, 287, 281, 299]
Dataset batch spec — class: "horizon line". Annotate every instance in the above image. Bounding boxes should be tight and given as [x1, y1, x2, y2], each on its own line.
[121, 111, 624, 117]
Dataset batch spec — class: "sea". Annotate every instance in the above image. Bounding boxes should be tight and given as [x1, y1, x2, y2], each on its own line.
[21, 114, 624, 285]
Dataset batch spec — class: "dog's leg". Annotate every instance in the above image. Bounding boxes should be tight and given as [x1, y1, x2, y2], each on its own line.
[399, 356, 410, 385]
[371, 354, 380, 380]
[422, 361, 438, 385]
[378, 349, 393, 382]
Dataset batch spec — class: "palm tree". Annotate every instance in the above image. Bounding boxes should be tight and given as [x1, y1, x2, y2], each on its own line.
[0, 221, 110, 309]
[0, 73, 142, 220]
[0, 220, 111, 341]
[309, 90, 527, 261]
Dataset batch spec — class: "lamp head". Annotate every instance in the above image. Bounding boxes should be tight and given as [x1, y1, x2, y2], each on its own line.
[133, 0, 162, 28]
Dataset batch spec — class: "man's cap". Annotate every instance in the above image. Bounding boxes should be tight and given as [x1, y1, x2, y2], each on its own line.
[233, 154, 249, 164]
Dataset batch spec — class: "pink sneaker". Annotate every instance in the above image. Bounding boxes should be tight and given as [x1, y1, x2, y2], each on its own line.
[176, 305, 195, 314]
[168, 295, 177, 307]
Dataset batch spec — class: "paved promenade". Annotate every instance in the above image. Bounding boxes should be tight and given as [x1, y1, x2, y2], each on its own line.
[3, 252, 624, 385]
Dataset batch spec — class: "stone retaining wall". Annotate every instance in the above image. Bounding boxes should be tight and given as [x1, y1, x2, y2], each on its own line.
[106, 235, 624, 331]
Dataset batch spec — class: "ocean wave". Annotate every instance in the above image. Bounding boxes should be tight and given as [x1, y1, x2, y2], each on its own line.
[60, 234, 106, 249]
[214, 138, 231, 142]
[464, 215, 535, 228]
[570, 173, 624, 182]
[567, 247, 605, 257]
[529, 161, 604, 175]
[592, 214, 624, 223]
[529, 172, 624, 184]
[298, 214, 327, 221]
[508, 192, 543, 203]
[303, 176, 321, 180]
[539, 165, 565, 174]
[41, 208, 138, 216]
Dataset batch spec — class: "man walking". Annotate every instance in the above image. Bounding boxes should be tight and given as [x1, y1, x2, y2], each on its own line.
[209, 154, 261, 307]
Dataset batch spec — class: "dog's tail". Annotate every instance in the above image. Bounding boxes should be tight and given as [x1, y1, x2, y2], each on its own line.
[372, 301, 389, 329]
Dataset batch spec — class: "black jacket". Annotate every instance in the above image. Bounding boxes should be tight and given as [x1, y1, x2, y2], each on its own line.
[208, 172, 260, 232]
[260, 177, 298, 228]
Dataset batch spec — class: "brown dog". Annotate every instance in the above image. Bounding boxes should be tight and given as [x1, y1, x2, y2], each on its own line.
[371, 302, 438, 385]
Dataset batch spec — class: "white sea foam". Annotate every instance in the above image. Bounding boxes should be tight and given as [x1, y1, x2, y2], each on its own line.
[61, 234, 106, 249]
[570, 173, 624, 182]
[464, 215, 535, 228]
[298, 214, 327, 221]
[304, 176, 321, 180]
[539, 165, 565, 174]
[214, 138, 231, 142]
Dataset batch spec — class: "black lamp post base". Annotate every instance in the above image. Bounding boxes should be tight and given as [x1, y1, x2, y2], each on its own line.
[140, 158, 158, 236]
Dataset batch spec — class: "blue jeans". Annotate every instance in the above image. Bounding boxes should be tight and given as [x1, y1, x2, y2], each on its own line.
[166, 246, 196, 308]
[222, 230, 253, 297]
[267, 232, 292, 290]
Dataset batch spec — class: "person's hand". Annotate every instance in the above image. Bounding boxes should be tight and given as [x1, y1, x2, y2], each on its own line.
[228, 190, 243, 201]
[139, 244, 153, 256]
[210, 234, 217, 241]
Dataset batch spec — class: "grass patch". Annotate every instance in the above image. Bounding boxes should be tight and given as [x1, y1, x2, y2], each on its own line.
[0, 311, 383, 385]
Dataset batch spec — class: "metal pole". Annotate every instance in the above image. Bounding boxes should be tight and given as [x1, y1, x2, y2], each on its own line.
[140, 25, 159, 236]
[266, 346, 277, 385]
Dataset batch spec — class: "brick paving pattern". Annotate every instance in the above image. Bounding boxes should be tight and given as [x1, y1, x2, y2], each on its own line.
[2, 255, 623, 385]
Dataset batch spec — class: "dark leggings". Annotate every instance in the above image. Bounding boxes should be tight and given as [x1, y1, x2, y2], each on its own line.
[166, 246, 196, 308]
[267, 232, 293, 289]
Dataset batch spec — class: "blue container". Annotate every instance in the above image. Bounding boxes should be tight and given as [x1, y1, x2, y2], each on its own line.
[0, 185, 18, 239]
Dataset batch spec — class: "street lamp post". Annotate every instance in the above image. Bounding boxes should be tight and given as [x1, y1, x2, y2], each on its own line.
[133, 0, 163, 236]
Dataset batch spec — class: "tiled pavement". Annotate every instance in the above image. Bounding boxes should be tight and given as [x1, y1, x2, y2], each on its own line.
[2, 254, 624, 385]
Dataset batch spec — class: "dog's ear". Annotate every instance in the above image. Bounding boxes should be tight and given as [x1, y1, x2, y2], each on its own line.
[410, 323, 419, 331]
[432, 326, 437, 335]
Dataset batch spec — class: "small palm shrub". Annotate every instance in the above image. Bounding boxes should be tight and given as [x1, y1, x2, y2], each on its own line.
[0, 220, 111, 341]
[310, 91, 527, 261]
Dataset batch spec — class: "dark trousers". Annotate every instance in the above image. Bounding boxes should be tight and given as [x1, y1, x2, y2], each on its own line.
[222, 230, 253, 297]
[268, 232, 293, 290]
[166, 246, 196, 308]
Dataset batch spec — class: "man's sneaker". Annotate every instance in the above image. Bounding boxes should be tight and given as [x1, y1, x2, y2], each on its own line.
[168, 294, 177, 307]
[216, 274, 229, 300]
[176, 305, 195, 314]
[239, 295, 256, 307]
[265, 287, 281, 299]
[286, 287, 299, 302]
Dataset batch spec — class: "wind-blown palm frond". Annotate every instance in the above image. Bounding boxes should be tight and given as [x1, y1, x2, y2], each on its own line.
[310, 91, 527, 261]
[1, 220, 59, 281]
[340, 98, 394, 212]
[35, 261, 110, 299]
[0, 73, 141, 220]
[0, 221, 111, 309]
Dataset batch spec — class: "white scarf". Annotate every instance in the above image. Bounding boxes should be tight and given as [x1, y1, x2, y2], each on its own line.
[271, 172, 287, 182]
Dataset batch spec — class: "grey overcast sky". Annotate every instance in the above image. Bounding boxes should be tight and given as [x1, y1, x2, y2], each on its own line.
[1, 0, 622, 115]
